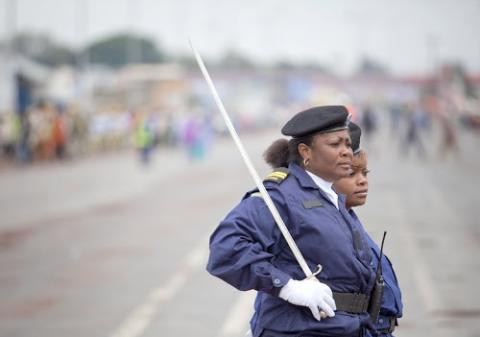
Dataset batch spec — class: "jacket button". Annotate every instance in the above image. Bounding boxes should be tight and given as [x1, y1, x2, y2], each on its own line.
[274, 279, 281, 285]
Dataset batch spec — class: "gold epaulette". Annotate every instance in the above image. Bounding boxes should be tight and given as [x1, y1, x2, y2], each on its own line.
[263, 167, 289, 184]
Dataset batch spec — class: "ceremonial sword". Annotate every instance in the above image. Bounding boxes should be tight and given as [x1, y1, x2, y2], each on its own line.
[189, 40, 324, 284]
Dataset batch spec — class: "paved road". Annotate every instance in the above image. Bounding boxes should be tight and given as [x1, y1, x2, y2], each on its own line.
[0, 121, 479, 337]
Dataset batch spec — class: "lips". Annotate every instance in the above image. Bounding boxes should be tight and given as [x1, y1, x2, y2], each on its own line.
[354, 189, 368, 197]
[338, 162, 351, 168]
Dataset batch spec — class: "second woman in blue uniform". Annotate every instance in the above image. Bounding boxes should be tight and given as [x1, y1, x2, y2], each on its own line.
[333, 123, 403, 336]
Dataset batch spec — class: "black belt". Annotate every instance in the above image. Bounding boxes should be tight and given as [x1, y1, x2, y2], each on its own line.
[377, 316, 397, 334]
[332, 292, 370, 313]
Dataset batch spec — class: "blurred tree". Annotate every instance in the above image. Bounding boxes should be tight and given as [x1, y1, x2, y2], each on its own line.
[274, 60, 296, 70]
[299, 62, 329, 73]
[217, 50, 256, 69]
[85, 33, 165, 68]
[10, 32, 76, 67]
[356, 57, 388, 76]
[176, 54, 198, 70]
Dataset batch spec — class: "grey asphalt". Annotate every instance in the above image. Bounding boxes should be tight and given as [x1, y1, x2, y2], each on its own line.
[0, 120, 479, 337]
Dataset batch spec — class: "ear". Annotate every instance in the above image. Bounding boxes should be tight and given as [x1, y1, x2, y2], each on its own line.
[297, 143, 311, 160]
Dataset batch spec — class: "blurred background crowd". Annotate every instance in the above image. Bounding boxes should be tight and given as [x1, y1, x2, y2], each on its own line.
[0, 1, 479, 168]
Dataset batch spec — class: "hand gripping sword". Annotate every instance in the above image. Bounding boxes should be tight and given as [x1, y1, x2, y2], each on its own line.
[189, 40, 324, 288]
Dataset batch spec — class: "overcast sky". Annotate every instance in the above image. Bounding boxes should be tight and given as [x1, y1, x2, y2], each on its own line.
[1, 0, 479, 75]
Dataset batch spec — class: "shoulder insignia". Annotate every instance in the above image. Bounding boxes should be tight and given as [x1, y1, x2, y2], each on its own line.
[263, 167, 289, 184]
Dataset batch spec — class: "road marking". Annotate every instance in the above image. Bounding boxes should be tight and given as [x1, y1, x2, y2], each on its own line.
[218, 290, 256, 337]
[110, 241, 208, 337]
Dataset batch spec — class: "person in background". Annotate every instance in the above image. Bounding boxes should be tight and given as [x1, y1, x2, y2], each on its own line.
[334, 123, 403, 336]
[133, 111, 155, 165]
[207, 106, 376, 337]
[360, 104, 378, 149]
[51, 104, 68, 160]
[401, 104, 426, 158]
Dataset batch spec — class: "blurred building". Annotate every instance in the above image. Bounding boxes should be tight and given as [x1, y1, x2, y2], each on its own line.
[92, 63, 187, 113]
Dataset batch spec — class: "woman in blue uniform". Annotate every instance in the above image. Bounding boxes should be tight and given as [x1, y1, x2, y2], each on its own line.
[207, 106, 376, 337]
[333, 123, 403, 336]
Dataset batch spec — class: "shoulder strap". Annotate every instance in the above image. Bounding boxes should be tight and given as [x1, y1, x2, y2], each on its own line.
[263, 167, 289, 184]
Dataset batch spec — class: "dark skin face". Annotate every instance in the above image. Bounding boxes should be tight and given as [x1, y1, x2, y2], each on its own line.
[298, 130, 353, 182]
[334, 164, 370, 209]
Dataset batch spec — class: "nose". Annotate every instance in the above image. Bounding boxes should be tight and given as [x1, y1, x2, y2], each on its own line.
[357, 174, 367, 186]
[340, 144, 353, 158]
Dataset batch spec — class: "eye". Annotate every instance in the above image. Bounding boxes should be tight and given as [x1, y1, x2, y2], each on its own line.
[364, 169, 370, 176]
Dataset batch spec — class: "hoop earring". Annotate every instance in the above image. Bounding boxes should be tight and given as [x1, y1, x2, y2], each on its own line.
[303, 158, 310, 167]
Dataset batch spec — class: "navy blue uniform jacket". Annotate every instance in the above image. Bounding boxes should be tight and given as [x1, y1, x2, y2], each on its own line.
[348, 212, 403, 337]
[207, 163, 376, 337]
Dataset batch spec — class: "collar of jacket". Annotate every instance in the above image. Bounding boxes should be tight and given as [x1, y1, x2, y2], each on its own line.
[288, 163, 319, 190]
[288, 162, 347, 207]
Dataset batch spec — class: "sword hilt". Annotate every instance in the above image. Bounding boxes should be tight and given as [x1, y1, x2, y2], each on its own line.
[305, 264, 323, 280]
[305, 264, 328, 319]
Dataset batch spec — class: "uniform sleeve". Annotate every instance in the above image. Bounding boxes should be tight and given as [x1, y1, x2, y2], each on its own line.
[206, 188, 292, 296]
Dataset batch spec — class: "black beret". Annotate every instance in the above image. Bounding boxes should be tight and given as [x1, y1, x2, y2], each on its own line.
[281, 105, 349, 137]
[348, 122, 361, 154]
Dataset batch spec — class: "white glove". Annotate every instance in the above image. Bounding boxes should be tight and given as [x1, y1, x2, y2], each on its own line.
[279, 278, 336, 321]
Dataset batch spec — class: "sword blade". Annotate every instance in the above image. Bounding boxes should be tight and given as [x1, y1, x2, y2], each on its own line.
[189, 39, 317, 279]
